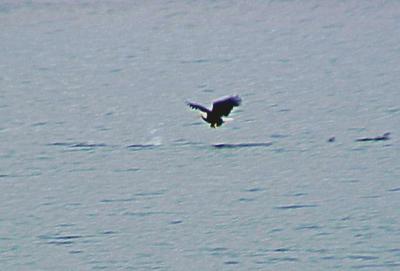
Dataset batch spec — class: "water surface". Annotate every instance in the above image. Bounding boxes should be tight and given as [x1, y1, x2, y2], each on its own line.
[1, 1, 399, 270]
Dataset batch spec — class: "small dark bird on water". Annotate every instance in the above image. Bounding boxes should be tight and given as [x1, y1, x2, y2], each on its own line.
[187, 95, 242, 128]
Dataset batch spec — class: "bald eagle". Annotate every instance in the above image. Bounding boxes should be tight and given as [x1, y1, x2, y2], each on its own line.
[187, 95, 242, 128]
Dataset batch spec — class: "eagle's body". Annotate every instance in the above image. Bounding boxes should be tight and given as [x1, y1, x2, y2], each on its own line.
[187, 95, 241, 128]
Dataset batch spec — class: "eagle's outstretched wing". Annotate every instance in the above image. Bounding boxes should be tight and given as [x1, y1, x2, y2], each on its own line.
[187, 102, 211, 113]
[211, 95, 241, 117]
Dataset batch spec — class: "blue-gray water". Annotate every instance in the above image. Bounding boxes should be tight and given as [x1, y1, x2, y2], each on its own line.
[1, 1, 400, 270]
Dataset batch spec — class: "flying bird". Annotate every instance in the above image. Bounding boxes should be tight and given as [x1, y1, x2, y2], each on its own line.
[187, 95, 242, 128]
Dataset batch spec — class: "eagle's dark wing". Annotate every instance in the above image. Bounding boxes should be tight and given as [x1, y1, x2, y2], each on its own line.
[211, 95, 241, 117]
[187, 102, 211, 113]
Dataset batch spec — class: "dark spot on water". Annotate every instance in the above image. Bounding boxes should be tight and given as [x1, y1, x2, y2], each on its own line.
[54, 235, 82, 240]
[212, 142, 272, 149]
[328, 136, 335, 142]
[296, 224, 321, 230]
[180, 59, 209, 64]
[355, 132, 390, 142]
[269, 228, 284, 234]
[72, 143, 107, 148]
[274, 248, 290, 252]
[134, 191, 165, 197]
[100, 197, 135, 203]
[39, 234, 83, 246]
[123, 211, 164, 217]
[275, 204, 318, 210]
[102, 231, 117, 235]
[224, 260, 239, 265]
[95, 126, 111, 131]
[245, 187, 264, 192]
[286, 192, 307, 197]
[388, 187, 400, 192]
[341, 216, 351, 221]
[32, 122, 47, 127]
[56, 223, 75, 228]
[386, 107, 400, 114]
[69, 250, 83, 254]
[127, 144, 157, 150]
[48, 142, 71, 146]
[48, 142, 108, 148]
[169, 220, 182, 225]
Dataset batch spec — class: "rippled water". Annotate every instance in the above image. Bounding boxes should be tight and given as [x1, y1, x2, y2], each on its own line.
[1, 1, 400, 270]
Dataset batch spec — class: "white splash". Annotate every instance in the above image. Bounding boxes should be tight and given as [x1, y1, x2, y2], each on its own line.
[146, 127, 163, 146]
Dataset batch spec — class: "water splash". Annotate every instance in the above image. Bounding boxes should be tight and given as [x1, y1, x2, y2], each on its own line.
[146, 127, 163, 146]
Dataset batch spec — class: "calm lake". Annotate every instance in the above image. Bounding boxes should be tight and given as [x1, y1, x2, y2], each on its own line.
[1, 1, 399, 270]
